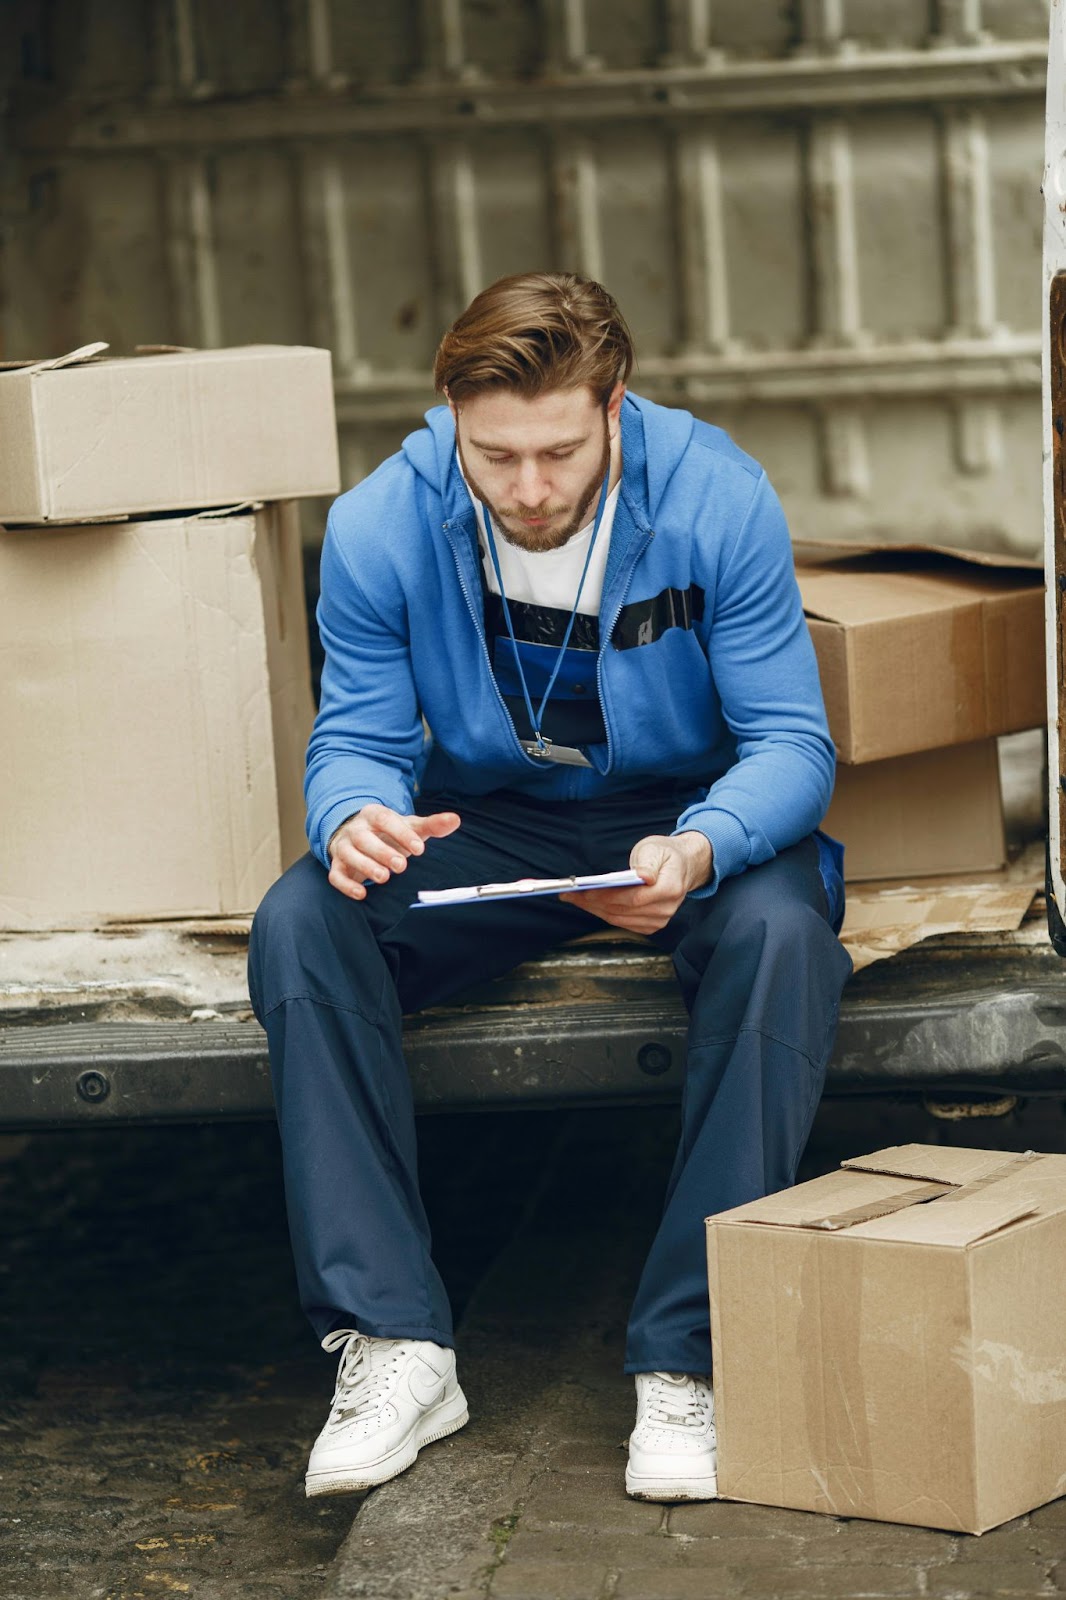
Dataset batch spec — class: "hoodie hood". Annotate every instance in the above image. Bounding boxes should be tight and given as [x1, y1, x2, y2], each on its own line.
[401, 393, 697, 524]
[402, 403, 466, 519]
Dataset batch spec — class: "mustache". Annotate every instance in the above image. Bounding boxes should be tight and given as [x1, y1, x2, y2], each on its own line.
[496, 505, 570, 521]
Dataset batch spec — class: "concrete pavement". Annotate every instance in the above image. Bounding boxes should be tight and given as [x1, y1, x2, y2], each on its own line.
[3, 1103, 1066, 1599]
[327, 1106, 1066, 1600]
[0, 1113, 553, 1600]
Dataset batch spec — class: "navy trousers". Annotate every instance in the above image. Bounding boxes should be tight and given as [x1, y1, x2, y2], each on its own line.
[247, 785, 852, 1375]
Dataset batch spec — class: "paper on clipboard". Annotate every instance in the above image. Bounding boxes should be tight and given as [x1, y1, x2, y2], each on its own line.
[414, 868, 644, 908]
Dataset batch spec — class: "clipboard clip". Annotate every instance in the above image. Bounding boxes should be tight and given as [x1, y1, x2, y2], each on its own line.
[474, 876, 578, 899]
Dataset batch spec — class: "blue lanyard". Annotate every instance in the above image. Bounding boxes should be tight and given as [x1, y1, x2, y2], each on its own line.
[483, 470, 612, 757]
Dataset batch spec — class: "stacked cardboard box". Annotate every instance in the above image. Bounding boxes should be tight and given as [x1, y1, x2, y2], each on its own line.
[0, 344, 340, 929]
[795, 542, 1046, 881]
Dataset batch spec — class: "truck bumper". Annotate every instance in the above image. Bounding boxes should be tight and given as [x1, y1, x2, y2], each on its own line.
[1, 917, 1063, 1126]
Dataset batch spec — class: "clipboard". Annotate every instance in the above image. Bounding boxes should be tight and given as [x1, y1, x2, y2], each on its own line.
[413, 868, 644, 909]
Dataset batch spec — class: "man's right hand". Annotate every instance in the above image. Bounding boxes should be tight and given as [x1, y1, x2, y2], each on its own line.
[328, 804, 461, 901]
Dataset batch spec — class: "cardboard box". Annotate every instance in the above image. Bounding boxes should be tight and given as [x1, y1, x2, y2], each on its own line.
[823, 738, 1006, 881]
[706, 1144, 1066, 1534]
[795, 541, 1044, 764]
[0, 502, 313, 929]
[0, 343, 340, 524]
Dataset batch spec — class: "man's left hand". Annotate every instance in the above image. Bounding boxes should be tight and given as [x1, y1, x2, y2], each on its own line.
[561, 831, 713, 934]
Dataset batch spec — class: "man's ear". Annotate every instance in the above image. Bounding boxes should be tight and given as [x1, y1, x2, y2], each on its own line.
[606, 381, 625, 436]
[445, 387, 459, 422]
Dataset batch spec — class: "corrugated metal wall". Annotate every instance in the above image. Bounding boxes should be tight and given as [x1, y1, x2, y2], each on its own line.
[0, 0, 1049, 553]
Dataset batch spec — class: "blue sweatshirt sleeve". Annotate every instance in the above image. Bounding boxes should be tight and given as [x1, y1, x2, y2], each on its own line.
[673, 472, 835, 894]
[304, 508, 425, 867]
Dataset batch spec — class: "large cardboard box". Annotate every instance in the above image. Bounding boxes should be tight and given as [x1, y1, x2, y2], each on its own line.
[795, 542, 1044, 764]
[0, 344, 340, 524]
[706, 1144, 1066, 1534]
[823, 738, 1005, 881]
[0, 502, 313, 929]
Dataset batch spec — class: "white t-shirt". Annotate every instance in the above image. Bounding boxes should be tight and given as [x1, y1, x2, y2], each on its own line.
[462, 468, 619, 616]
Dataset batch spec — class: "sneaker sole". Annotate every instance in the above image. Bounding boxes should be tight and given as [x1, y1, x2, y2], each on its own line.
[624, 1466, 718, 1503]
[304, 1386, 470, 1498]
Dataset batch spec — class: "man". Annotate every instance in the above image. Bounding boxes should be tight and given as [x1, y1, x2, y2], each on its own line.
[248, 272, 852, 1504]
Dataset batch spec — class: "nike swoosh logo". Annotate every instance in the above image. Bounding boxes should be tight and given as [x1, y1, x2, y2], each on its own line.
[406, 1366, 447, 1408]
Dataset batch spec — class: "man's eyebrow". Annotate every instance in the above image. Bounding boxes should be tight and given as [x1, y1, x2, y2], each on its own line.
[468, 434, 589, 453]
[470, 432, 592, 451]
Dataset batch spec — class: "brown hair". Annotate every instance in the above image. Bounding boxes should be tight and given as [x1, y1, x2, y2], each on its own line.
[434, 272, 635, 406]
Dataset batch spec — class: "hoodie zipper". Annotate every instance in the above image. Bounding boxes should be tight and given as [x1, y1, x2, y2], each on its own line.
[443, 518, 547, 769]
[596, 521, 654, 770]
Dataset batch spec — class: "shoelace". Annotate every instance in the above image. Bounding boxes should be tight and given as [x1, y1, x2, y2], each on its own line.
[321, 1329, 408, 1422]
[643, 1372, 712, 1429]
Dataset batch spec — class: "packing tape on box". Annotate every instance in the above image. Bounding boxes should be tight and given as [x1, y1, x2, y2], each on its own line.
[803, 1151, 1041, 1233]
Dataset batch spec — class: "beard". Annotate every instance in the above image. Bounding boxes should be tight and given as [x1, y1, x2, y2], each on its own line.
[458, 422, 612, 554]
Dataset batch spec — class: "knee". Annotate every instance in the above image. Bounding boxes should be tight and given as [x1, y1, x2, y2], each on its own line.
[680, 891, 848, 1053]
[724, 893, 841, 976]
[252, 852, 328, 943]
[248, 854, 361, 1010]
[735, 894, 825, 952]
[680, 891, 838, 986]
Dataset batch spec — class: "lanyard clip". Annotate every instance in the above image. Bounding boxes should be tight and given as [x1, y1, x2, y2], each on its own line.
[519, 736, 594, 768]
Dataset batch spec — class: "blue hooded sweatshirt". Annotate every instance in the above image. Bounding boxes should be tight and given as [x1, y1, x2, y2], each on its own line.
[306, 392, 840, 913]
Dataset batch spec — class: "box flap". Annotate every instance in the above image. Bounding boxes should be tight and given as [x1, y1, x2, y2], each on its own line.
[842, 1146, 1036, 1186]
[710, 1167, 953, 1230]
[793, 538, 1043, 575]
[843, 1152, 1064, 1243]
[0, 341, 110, 376]
[845, 1194, 1037, 1246]
[710, 1148, 1060, 1244]
[196, 501, 264, 520]
[833, 1150, 1057, 1244]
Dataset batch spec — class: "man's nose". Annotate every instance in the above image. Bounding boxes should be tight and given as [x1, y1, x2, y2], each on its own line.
[512, 460, 550, 507]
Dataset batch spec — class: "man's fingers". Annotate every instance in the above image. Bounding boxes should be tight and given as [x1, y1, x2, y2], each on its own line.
[570, 898, 670, 934]
[333, 834, 399, 881]
[340, 805, 458, 865]
[359, 806, 461, 854]
[327, 860, 367, 900]
[630, 843, 670, 884]
[569, 884, 659, 913]
[565, 876, 683, 935]
[327, 805, 461, 902]
[355, 808, 429, 859]
[363, 810, 461, 865]
[562, 890, 653, 923]
[412, 811, 462, 840]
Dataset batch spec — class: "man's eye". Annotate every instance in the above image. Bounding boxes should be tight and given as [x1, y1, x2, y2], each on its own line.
[546, 450, 576, 461]
[483, 453, 512, 465]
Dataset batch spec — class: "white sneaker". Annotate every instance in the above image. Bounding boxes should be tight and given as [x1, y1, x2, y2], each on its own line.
[625, 1371, 718, 1502]
[304, 1330, 469, 1497]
